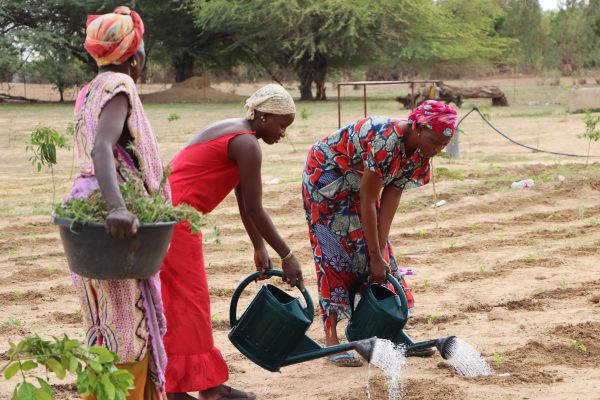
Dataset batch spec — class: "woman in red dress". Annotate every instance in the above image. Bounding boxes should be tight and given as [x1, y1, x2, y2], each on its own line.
[160, 84, 303, 400]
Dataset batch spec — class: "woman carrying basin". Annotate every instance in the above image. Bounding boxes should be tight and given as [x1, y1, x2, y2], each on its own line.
[302, 100, 457, 366]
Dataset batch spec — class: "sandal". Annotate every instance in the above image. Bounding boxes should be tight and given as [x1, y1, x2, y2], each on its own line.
[326, 353, 363, 367]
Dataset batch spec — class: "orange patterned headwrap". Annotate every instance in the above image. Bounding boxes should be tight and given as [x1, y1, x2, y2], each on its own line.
[84, 6, 144, 67]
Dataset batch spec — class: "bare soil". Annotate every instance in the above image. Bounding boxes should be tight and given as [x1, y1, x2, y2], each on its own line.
[1, 78, 600, 399]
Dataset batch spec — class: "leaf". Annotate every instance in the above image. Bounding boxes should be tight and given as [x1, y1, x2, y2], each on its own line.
[45, 358, 66, 379]
[68, 354, 79, 373]
[17, 381, 36, 400]
[35, 378, 52, 396]
[4, 362, 21, 380]
[76, 370, 90, 395]
[20, 360, 38, 372]
[110, 369, 134, 389]
[48, 145, 56, 165]
[86, 359, 102, 373]
[100, 374, 116, 400]
[89, 346, 115, 363]
[33, 389, 52, 400]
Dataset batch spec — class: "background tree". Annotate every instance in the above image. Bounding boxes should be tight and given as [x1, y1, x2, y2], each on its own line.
[28, 49, 88, 102]
[548, 0, 595, 76]
[496, 0, 546, 72]
[194, 0, 392, 100]
[0, 1, 217, 86]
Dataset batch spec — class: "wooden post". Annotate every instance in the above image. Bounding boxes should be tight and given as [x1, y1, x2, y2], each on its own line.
[337, 84, 341, 129]
[513, 64, 517, 105]
[363, 85, 367, 117]
[431, 158, 439, 239]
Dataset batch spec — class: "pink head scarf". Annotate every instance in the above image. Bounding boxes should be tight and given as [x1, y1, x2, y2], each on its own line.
[408, 100, 458, 138]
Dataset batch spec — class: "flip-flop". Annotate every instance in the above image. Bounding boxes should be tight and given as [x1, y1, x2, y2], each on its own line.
[326, 353, 363, 367]
[217, 385, 257, 400]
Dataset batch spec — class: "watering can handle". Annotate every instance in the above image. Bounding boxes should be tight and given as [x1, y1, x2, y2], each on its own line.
[229, 269, 315, 328]
[348, 272, 409, 317]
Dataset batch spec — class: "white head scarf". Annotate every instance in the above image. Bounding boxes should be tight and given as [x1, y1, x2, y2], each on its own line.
[244, 84, 296, 120]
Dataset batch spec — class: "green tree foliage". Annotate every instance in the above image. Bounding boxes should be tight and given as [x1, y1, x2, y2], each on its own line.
[496, 0, 546, 71]
[193, 0, 514, 100]
[389, 0, 515, 76]
[194, 0, 389, 100]
[548, 0, 596, 75]
[0, 1, 95, 97]
[0, 1, 221, 84]
[29, 49, 88, 102]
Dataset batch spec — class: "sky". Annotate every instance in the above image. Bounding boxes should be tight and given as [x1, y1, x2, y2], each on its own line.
[539, 0, 560, 11]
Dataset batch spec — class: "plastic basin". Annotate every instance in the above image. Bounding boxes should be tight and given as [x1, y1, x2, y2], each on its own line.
[54, 216, 176, 280]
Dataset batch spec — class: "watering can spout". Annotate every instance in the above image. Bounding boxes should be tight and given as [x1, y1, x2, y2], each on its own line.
[352, 337, 377, 363]
[434, 335, 458, 360]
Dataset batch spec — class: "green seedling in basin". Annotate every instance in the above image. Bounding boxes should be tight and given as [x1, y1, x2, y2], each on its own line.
[167, 113, 180, 122]
[479, 266, 486, 273]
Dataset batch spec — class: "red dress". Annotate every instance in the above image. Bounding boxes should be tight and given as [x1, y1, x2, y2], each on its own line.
[160, 131, 253, 393]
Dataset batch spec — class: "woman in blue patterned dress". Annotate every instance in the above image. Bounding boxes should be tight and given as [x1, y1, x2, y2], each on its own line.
[302, 100, 457, 366]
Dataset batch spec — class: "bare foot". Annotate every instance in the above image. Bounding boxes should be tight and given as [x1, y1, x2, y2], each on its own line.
[200, 384, 256, 400]
[167, 393, 197, 400]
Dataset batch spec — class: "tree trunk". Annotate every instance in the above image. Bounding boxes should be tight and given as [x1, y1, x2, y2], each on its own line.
[314, 55, 327, 101]
[296, 54, 331, 101]
[439, 83, 508, 106]
[562, 56, 574, 77]
[173, 52, 195, 83]
[297, 64, 314, 101]
[59, 88, 64, 103]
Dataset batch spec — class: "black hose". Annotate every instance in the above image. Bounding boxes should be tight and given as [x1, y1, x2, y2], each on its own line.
[456, 107, 600, 158]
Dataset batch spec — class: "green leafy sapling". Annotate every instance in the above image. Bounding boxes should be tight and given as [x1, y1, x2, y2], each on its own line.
[2, 335, 134, 400]
[26, 125, 69, 206]
[578, 111, 600, 165]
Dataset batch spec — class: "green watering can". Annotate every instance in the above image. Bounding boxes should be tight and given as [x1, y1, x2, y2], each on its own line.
[228, 270, 377, 372]
[345, 273, 457, 359]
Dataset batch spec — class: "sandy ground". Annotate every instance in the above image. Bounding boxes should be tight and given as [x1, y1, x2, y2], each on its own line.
[1, 79, 600, 399]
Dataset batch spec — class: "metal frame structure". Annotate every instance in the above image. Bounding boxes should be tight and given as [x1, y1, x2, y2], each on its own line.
[336, 80, 442, 128]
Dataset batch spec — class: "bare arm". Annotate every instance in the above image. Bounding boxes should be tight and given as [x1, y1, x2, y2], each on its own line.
[378, 185, 403, 257]
[235, 185, 272, 276]
[229, 135, 303, 285]
[234, 185, 265, 250]
[360, 165, 388, 283]
[91, 93, 138, 239]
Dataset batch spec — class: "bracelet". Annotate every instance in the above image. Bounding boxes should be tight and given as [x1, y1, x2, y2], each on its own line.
[281, 249, 293, 262]
[109, 206, 127, 214]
